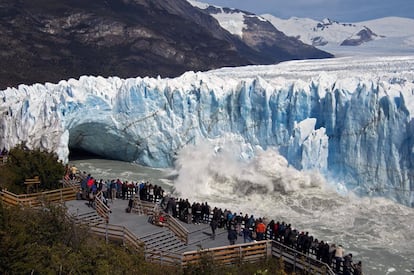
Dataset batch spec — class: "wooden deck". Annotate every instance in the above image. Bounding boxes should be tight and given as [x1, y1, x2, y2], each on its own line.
[0, 183, 344, 274]
[65, 198, 230, 252]
[65, 197, 337, 274]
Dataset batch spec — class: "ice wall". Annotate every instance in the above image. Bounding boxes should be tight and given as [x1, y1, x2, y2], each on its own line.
[1, 56, 414, 205]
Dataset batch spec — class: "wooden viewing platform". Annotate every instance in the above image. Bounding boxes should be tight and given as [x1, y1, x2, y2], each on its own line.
[0, 179, 358, 274]
[65, 195, 342, 274]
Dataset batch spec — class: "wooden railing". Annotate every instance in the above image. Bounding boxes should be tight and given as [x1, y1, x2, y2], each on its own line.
[69, 212, 145, 252]
[132, 198, 157, 215]
[182, 240, 271, 267]
[89, 223, 145, 251]
[0, 187, 77, 207]
[145, 249, 183, 266]
[24, 176, 41, 193]
[94, 191, 111, 223]
[181, 240, 335, 274]
[270, 241, 335, 275]
[132, 199, 190, 245]
[62, 178, 80, 191]
[165, 214, 189, 245]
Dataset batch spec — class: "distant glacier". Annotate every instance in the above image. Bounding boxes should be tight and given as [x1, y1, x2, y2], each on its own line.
[1, 56, 414, 206]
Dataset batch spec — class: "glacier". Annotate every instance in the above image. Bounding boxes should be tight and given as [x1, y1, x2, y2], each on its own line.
[1, 56, 414, 206]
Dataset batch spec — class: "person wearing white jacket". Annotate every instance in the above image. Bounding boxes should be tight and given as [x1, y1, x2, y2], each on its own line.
[334, 244, 345, 273]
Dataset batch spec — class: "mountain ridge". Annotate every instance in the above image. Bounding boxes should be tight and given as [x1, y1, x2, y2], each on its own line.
[0, 0, 332, 89]
[189, 1, 414, 55]
[261, 14, 414, 54]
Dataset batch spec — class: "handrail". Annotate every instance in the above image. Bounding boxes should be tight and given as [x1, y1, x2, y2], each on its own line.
[270, 240, 335, 275]
[132, 199, 189, 245]
[62, 178, 80, 190]
[132, 198, 156, 215]
[94, 191, 111, 223]
[145, 249, 183, 266]
[164, 214, 189, 245]
[69, 212, 145, 252]
[182, 240, 269, 266]
[0, 187, 76, 207]
[181, 240, 336, 274]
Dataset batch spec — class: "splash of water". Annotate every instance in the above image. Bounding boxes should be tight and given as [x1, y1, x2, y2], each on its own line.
[173, 137, 328, 198]
[171, 138, 414, 274]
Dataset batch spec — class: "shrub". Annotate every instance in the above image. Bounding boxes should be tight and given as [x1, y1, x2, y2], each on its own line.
[0, 144, 65, 193]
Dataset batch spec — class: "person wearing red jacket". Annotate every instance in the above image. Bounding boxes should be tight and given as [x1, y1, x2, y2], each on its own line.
[256, 219, 266, 241]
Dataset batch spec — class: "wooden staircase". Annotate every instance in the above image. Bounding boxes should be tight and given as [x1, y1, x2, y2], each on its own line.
[73, 210, 106, 225]
[140, 229, 187, 252]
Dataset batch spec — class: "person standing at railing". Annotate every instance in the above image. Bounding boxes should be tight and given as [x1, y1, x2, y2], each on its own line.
[328, 242, 336, 267]
[335, 244, 345, 273]
[70, 165, 78, 180]
[235, 213, 243, 236]
[343, 253, 353, 275]
[242, 225, 252, 243]
[303, 232, 312, 255]
[110, 180, 116, 202]
[311, 238, 320, 256]
[228, 228, 237, 245]
[201, 202, 210, 224]
[266, 219, 275, 240]
[255, 219, 266, 241]
[353, 261, 362, 275]
[116, 179, 122, 199]
[321, 241, 330, 264]
[210, 218, 218, 240]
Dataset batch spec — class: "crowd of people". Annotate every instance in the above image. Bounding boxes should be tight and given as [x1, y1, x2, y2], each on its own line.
[68, 166, 362, 275]
[66, 167, 166, 208]
[159, 194, 361, 275]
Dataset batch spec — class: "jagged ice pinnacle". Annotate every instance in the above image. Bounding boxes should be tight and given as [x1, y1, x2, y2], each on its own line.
[1, 56, 414, 206]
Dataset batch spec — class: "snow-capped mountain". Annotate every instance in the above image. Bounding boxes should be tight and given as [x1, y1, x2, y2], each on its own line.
[1, 56, 414, 207]
[188, 0, 414, 55]
[262, 15, 414, 55]
[187, 0, 332, 60]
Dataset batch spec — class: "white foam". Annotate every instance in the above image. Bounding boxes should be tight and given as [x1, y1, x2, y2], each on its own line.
[171, 138, 414, 275]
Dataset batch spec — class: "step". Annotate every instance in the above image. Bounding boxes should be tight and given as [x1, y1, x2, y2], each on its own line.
[141, 229, 186, 251]
[73, 211, 106, 225]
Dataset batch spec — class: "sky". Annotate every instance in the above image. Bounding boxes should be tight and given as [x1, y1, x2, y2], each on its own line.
[202, 0, 414, 22]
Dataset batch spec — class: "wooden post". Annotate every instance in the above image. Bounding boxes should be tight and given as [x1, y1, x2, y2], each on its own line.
[105, 221, 108, 244]
[266, 240, 272, 258]
[293, 252, 297, 273]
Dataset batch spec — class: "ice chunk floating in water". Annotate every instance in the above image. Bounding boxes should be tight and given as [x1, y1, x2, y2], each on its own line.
[1, 56, 414, 206]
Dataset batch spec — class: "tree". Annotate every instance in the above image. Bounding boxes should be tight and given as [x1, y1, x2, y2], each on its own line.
[0, 144, 65, 193]
[0, 204, 175, 274]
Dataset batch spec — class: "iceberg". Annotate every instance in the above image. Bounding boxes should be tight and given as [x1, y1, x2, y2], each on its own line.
[1, 56, 414, 206]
